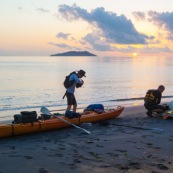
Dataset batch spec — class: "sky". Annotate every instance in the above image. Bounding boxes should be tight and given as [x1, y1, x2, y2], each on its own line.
[0, 0, 173, 57]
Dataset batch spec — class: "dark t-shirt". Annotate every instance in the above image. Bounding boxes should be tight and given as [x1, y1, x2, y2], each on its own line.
[144, 89, 161, 105]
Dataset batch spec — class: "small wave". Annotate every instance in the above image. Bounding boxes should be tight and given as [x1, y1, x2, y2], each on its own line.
[105, 95, 173, 102]
[1, 95, 173, 113]
[0, 103, 67, 112]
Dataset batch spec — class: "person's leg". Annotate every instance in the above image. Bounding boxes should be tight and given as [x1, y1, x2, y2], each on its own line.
[146, 105, 165, 117]
[73, 105, 77, 113]
[146, 110, 153, 117]
[144, 104, 153, 117]
[67, 105, 72, 111]
[66, 92, 73, 111]
[151, 105, 165, 113]
[72, 94, 77, 113]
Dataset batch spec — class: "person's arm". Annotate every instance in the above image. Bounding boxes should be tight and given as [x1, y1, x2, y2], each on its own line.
[157, 92, 161, 104]
[72, 74, 83, 84]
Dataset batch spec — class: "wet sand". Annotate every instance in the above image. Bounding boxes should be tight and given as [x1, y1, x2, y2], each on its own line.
[0, 105, 173, 173]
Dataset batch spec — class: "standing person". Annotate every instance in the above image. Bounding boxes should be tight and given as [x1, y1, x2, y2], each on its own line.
[144, 85, 167, 117]
[63, 70, 86, 113]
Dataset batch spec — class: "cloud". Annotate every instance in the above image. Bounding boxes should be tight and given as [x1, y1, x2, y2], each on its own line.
[58, 4, 151, 45]
[132, 11, 145, 21]
[148, 11, 173, 32]
[83, 32, 112, 51]
[18, 6, 22, 10]
[48, 42, 71, 49]
[48, 42, 82, 51]
[56, 32, 71, 39]
[167, 34, 173, 41]
[37, 8, 50, 13]
[140, 45, 173, 54]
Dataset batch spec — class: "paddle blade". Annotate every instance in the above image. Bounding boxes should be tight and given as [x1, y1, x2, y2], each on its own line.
[40, 107, 52, 115]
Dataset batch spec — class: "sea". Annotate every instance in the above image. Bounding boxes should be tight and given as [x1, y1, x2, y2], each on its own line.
[1, 56, 173, 122]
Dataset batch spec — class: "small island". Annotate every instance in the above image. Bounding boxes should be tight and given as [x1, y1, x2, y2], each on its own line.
[51, 51, 96, 56]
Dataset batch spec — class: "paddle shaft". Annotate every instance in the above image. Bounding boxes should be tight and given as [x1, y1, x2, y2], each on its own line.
[40, 107, 91, 134]
[54, 115, 91, 134]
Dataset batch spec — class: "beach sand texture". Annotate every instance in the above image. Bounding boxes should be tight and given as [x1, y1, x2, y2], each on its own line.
[0, 105, 173, 173]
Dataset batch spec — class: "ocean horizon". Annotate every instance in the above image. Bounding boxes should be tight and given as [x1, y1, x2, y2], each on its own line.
[1, 56, 173, 122]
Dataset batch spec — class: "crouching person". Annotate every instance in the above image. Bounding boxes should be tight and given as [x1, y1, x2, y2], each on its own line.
[144, 85, 168, 117]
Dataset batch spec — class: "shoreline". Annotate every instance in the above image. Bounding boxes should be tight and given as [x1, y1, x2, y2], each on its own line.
[0, 105, 173, 172]
[0, 99, 170, 123]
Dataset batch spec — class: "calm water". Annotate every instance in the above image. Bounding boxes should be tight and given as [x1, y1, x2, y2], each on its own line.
[1, 56, 173, 121]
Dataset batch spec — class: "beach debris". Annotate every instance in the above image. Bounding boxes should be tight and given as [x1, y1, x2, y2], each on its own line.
[157, 163, 169, 170]
[39, 168, 48, 173]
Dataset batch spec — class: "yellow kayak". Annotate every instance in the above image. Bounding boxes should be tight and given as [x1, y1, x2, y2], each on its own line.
[0, 106, 124, 138]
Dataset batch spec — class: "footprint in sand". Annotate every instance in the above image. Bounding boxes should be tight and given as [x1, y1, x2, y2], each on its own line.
[100, 164, 112, 168]
[96, 144, 104, 148]
[39, 168, 48, 173]
[86, 141, 94, 144]
[73, 159, 81, 163]
[24, 156, 33, 159]
[45, 139, 51, 142]
[142, 134, 154, 138]
[128, 162, 141, 169]
[8, 155, 20, 157]
[125, 140, 137, 144]
[10, 146, 16, 150]
[106, 152, 119, 157]
[59, 147, 65, 150]
[42, 147, 48, 150]
[114, 164, 129, 171]
[115, 149, 127, 153]
[54, 153, 63, 157]
[157, 164, 169, 170]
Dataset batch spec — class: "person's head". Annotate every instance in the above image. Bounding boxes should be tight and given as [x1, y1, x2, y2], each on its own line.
[157, 85, 165, 93]
[77, 69, 86, 78]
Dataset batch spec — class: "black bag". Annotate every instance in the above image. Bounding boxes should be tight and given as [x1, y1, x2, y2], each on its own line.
[63, 72, 76, 89]
[21, 111, 38, 123]
[13, 111, 38, 124]
[65, 110, 81, 119]
[84, 104, 104, 112]
[41, 114, 51, 120]
[13, 114, 23, 124]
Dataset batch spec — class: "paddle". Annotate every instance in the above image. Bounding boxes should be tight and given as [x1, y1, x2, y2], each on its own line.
[40, 107, 91, 134]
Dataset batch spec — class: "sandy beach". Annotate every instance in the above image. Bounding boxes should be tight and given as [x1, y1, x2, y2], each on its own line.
[0, 105, 173, 173]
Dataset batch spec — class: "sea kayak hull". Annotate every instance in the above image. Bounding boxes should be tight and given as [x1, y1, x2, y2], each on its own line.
[0, 106, 124, 138]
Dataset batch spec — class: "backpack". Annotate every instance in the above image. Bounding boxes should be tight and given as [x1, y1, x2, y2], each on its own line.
[63, 72, 76, 89]
[144, 89, 160, 104]
[84, 104, 104, 113]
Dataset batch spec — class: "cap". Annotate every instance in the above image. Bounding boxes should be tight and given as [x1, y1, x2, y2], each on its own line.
[78, 69, 86, 77]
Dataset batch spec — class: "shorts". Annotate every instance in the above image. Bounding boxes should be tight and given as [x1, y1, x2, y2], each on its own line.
[66, 92, 77, 106]
[144, 104, 165, 111]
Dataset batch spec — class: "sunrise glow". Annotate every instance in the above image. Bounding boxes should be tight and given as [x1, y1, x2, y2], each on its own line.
[0, 1, 173, 56]
[132, 53, 138, 57]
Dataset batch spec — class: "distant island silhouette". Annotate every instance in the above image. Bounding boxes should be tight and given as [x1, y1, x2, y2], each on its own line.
[51, 51, 97, 56]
